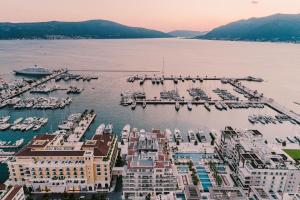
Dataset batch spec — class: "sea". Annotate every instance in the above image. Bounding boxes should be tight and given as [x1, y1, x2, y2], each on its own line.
[0, 38, 299, 190]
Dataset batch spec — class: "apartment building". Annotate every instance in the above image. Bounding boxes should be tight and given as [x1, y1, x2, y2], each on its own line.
[123, 129, 177, 199]
[5, 132, 118, 193]
[218, 127, 300, 194]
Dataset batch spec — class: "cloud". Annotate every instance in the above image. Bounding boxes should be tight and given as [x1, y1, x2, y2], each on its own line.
[251, 0, 259, 4]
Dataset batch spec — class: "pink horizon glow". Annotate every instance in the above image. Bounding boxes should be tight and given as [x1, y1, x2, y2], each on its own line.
[1, 0, 300, 32]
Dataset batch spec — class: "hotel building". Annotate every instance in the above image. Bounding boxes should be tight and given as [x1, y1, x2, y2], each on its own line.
[5, 131, 118, 193]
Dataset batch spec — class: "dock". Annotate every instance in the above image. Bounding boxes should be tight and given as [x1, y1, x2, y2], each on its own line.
[67, 111, 96, 142]
[4, 68, 68, 100]
[127, 75, 263, 83]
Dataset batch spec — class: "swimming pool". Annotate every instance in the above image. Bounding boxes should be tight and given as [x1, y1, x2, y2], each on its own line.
[196, 165, 213, 192]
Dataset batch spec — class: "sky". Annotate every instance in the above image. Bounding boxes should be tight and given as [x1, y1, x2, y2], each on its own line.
[0, 0, 300, 32]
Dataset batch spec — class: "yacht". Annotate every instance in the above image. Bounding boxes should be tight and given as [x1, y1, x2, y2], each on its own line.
[188, 130, 196, 142]
[0, 123, 10, 130]
[14, 65, 53, 77]
[204, 102, 210, 111]
[187, 102, 192, 111]
[121, 124, 131, 142]
[215, 102, 223, 110]
[96, 124, 105, 135]
[131, 101, 136, 110]
[104, 124, 113, 134]
[13, 117, 23, 125]
[165, 129, 173, 143]
[0, 116, 10, 124]
[175, 101, 180, 111]
[142, 100, 147, 109]
[174, 128, 182, 142]
[32, 124, 42, 131]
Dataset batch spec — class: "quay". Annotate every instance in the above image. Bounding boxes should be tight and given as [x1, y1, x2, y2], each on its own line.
[127, 75, 263, 83]
[134, 99, 262, 105]
[67, 110, 96, 142]
[4, 68, 68, 100]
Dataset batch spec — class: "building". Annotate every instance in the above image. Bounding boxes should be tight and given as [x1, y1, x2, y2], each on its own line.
[5, 131, 118, 193]
[0, 185, 25, 200]
[218, 127, 300, 195]
[184, 185, 202, 200]
[209, 187, 247, 200]
[123, 129, 177, 199]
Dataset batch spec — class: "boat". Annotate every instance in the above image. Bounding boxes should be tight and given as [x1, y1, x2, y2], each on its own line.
[121, 124, 131, 142]
[275, 138, 283, 143]
[215, 102, 223, 110]
[175, 101, 180, 111]
[165, 129, 173, 142]
[0, 123, 10, 130]
[188, 130, 196, 142]
[204, 102, 210, 111]
[142, 100, 147, 109]
[32, 124, 42, 131]
[131, 101, 136, 110]
[287, 136, 296, 143]
[13, 117, 23, 125]
[0, 116, 10, 124]
[25, 124, 34, 131]
[104, 124, 113, 134]
[95, 124, 105, 135]
[174, 128, 182, 142]
[187, 102, 192, 111]
[14, 65, 53, 77]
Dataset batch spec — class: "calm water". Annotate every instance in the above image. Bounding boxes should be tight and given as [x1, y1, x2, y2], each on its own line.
[0, 39, 299, 185]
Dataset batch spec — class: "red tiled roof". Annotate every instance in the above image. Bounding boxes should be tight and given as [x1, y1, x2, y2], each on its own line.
[2, 185, 22, 200]
[15, 147, 85, 157]
[82, 134, 114, 157]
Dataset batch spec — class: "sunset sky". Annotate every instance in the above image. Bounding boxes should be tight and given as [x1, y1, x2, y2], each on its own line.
[1, 0, 300, 32]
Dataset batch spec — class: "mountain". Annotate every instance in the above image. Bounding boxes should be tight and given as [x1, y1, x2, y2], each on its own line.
[0, 20, 172, 39]
[168, 30, 207, 38]
[198, 14, 300, 42]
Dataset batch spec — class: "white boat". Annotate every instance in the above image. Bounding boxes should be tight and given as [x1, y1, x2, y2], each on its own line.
[121, 124, 131, 142]
[187, 102, 192, 111]
[131, 101, 136, 110]
[13, 117, 23, 125]
[175, 101, 180, 111]
[188, 130, 196, 142]
[215, 102, 223, 110]
[0, 123, 10, 130]
[0, 116, 10, 124]
[25, 124, 34, 131]
[142, 100, 147, 109]
[174, 128, 182, 141]
[95, 124, 105, 135]
[204, 102, 210, 111]
[33, 124, 42, 131]
[165, 129, 173, 142]
[104, 124, 113, 134]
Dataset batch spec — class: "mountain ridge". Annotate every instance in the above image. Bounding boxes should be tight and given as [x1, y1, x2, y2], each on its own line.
[198, 14, 300, 42]
[0, 20, 172, 39]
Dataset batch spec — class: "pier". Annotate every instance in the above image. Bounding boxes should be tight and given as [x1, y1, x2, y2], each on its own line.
[4, 68, 68, 100]
[127, 75, 264, 83]
[67, 111, 96, 142]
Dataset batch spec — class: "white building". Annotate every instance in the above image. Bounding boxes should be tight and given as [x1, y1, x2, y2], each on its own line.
[123, 129, 177, 199]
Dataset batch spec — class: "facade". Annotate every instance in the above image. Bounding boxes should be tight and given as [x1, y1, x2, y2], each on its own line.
[123, 129, 177, 199]
[218, 127, 300, 194]
[5, 132, 118, 193]
[0, 185, 25, 200]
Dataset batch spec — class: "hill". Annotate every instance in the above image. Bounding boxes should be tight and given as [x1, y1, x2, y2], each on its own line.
[0, 20, 172, 39]
[198, 14, 300, 42]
